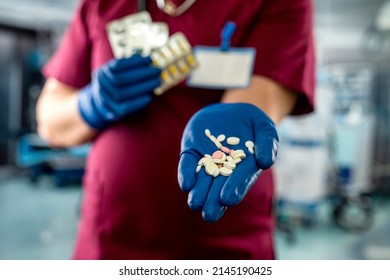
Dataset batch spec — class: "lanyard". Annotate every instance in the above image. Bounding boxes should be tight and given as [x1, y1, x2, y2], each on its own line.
[137, 0, 147, 11]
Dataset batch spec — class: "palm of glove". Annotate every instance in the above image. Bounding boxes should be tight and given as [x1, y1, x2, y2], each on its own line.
[178, 103, 279, 222]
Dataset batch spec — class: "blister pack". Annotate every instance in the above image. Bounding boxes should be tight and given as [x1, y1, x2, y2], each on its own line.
[107, 11, 169, 57]
[106, 12, 198, 95]
[151, 32, 198, 95]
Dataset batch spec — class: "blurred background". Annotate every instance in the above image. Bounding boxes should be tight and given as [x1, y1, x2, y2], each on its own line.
[0, 0, 390, 260]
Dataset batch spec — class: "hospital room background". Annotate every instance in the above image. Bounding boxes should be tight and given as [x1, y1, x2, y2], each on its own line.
[1, 0, 390, 259]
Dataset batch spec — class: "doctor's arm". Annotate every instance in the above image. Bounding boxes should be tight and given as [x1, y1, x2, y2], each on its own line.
[37, 55, 161, 147]
[36, 78, 96, 147]
[221, 74, 298, 124]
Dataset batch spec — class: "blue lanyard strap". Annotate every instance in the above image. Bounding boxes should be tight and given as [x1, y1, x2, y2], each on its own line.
[220, 21, 236, 51]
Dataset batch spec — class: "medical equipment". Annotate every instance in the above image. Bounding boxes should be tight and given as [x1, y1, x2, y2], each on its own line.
[274, 113, 329, 233]
[322, 64, 376, 232]
[16, 133, 90, 186]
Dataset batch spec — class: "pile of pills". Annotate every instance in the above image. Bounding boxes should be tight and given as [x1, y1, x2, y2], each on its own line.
[196, 129, 255, 177]
[151, 32, 198, 95]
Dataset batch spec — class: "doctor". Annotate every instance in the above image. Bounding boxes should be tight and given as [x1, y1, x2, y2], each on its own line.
[36, 0, 315, 259]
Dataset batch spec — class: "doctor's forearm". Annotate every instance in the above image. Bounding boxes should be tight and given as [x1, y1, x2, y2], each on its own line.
[221, 75, 298, 124]
[36, 79, 96, 147]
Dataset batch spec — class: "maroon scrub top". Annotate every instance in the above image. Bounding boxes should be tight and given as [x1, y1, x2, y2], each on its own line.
[43, 0, 315, 259]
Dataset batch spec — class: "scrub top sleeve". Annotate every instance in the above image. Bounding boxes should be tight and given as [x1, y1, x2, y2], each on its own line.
[42, 0, 92, 89]
[242, 0, 315, 115]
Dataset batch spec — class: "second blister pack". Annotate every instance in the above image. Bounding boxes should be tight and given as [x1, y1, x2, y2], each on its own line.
[151, 32, 198, 95]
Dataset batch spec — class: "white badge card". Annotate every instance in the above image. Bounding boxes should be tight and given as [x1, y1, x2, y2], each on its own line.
[187, 46, 256, 89]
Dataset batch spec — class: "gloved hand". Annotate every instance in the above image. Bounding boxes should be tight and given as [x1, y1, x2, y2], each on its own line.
[78, 54, 161, 130]
[178, 103, 279, 222]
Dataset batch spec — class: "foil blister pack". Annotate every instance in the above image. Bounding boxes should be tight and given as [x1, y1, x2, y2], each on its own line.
[106, 12, 198, 95]
[151, 32, 198, 95]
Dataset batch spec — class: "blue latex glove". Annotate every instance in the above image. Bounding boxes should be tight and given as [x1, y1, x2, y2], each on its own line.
[178, 103, 279, 222]
[78, 54, 161, 130]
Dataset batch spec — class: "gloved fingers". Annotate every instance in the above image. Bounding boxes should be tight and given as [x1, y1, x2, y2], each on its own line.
[186, 169, 213, 211]
[107, 55, 153, 72]
[120, 77, 161, 100]
[220, 156, 260, 207]
[90, 87, 118, 122]
[202, 175, 228, 223]
[112, 95, 152, 118]
[254, 126, 279, 170]
[93, 85, 152, 120]
[96, 70, 118, 99]
[104, 66, 161, 88]
[99, 72, 160, 101]
[178, 152, 199, 193]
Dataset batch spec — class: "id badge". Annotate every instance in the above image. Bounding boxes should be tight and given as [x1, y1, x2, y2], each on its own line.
[187, 47, 255, 89]
[187, 21, 256, 89]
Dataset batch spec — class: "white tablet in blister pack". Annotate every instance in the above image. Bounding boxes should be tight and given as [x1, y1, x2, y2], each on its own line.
[107, 11, 169, 57]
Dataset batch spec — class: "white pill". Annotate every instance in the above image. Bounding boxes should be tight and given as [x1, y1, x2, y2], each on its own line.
[233, 158, 242, 164]
[248, 147, 254, 154]
[205, 129, 211, 137]
[238, 153, 247, 160]
[196, 165, 201, 173]
[226, 156, 234, 162]
[220, 167, 233, 176]
[224, 161, 236, 170]
[205, 154, 212, 159]
[227, 137, 240, 145]
[213, 169, 220, 177]
[198, 157, 207, 166]
[209, 135, 217, 142]
[231, 149, 246, 160]
[245, 140, 255, 148]
[212, 158, 225, 164]
[217, 134, 226, 142]
[209, 135, 221, 148]
[214, 140, 222, 149]
[205, 161, 218, 176]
